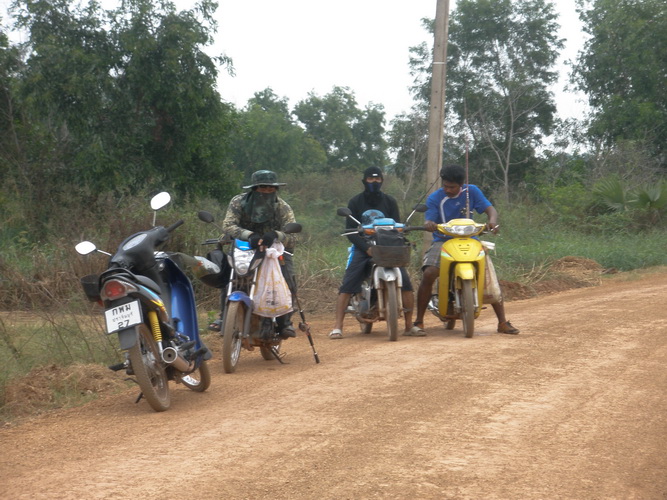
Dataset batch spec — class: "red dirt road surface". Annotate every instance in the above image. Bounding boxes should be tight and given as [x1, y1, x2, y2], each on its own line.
[1, 270, 667, 499]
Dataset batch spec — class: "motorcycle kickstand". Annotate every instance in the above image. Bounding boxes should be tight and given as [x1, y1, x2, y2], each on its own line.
[269, 346, 287, 364]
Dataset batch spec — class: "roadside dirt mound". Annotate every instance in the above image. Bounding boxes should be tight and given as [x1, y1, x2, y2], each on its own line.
[2, 363, 129, 420]
[502, 256, 605, 300]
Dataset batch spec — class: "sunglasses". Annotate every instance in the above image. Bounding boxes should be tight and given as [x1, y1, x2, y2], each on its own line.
[257, 185, 277, 189]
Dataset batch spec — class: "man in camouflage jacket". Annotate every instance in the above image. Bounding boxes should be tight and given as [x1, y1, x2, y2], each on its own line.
[221, 170, 298, 338]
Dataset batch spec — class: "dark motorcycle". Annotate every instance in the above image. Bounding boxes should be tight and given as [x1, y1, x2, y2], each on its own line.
[197, 210, 302, 373]
[75, 192, 213, 412]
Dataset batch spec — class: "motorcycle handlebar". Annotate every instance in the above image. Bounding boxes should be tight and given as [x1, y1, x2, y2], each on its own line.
[341, 226, 427, 236]
[166, 219, 184, 233]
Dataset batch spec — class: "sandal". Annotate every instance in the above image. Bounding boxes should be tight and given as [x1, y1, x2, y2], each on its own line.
[208, 319, 222, 332]
[497, 320, 520, 335]
[328, 329, 343, 340]
[403, 323, 427, 337]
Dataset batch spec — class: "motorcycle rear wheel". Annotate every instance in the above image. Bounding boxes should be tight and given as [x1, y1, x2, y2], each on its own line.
[385, 281, 399, 341]
[181, 360, 211, 392]
[222, 301, 244, 373]
[460, 280, 475, 338]
[128, 324, 170, 412]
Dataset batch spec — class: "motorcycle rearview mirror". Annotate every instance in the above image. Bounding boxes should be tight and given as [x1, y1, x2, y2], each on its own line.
[336, 207, 361, 225]
[150, 192, 171, 227]
[198, 210, 225, 233]
[151, 192, 171, 211]
[405, 203, 428, 224]
[198, 210, 215, 223]
[284, 222, 302, 234]
[75, 241, 97, 255]
[75, 241, 112, 257]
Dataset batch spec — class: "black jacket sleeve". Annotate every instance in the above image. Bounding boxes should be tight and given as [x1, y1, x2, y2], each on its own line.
[346, 195, 370, 253]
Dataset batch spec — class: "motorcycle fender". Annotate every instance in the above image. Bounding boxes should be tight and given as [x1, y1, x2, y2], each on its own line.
[454, 262, 476, 282]
[117, 326, 139, 350]
[373, 267, 401, 288]
[229, 290, 253, 309]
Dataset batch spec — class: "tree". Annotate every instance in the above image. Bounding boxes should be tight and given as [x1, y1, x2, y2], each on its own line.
[10, 0, 238, 203]
[230, 89, 326, 179]
[573, 0, 667, 165]
[409, 0, 563, 202]
[387, 111, 428, 202]
[0, 26, 23, 189]
[293, 86, 388, 171]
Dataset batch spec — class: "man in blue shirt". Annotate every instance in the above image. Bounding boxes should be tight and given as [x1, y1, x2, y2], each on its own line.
[412, 165, 520, 335]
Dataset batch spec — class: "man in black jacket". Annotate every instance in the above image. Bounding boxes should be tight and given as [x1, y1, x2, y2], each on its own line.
[329, 166, 424, 339]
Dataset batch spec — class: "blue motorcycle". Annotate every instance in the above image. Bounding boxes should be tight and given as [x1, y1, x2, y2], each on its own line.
[337, 206, 425, 341]
[75, 192, 213, 412]
[197, 210, 302, 373]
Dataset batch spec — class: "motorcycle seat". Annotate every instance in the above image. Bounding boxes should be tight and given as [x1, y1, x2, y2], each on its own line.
[135, 275, 162, 294]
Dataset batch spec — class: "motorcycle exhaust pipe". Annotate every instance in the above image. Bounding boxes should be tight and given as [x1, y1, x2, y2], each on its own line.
[161, 347, 194, 373]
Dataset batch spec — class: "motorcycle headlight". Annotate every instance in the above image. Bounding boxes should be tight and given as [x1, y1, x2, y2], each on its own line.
[439, 218, 485, 237]
[233, 247, 254, 276]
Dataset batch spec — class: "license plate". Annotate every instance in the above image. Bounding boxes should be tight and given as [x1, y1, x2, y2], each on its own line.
[105, 300, 142, 334]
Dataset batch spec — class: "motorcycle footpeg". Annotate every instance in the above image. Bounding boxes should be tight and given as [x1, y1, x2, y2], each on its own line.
[188, 346, 209, 360]
[179, 340, 196, 351]
[108, 362, 126, 372]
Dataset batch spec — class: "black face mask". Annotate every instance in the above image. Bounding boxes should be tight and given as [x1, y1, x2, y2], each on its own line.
[244, 190, 277, 223]
[363, 180, 383, 193]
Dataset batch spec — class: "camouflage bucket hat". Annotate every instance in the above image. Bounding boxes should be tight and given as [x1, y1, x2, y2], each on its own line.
[243, 170, 286, 189]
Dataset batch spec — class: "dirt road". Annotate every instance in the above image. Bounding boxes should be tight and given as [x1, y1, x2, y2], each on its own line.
[2, 270, 667, 499]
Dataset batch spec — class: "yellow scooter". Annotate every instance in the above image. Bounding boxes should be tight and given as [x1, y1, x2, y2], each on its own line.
[428, 218, 490, 338]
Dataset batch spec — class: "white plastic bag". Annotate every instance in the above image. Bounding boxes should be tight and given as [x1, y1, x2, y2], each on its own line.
[254, 242, 293, 317]
[482, 242, 503, 305]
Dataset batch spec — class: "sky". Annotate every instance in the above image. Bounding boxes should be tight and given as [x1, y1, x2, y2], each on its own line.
[211, 0, 589, 121]
[0, 0, 589, 122]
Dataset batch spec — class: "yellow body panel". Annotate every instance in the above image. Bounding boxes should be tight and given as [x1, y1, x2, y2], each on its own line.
[437, 237, 486, 318]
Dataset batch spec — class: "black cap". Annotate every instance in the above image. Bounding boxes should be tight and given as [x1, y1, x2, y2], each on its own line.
[363, 166, 384, 180]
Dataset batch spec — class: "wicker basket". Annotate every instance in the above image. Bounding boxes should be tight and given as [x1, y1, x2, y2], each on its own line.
[371, 245, 411, 267]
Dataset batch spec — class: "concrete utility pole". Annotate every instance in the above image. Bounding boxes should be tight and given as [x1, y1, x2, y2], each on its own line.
[425, 0, 450, 195]
[422, 0, 450, 248]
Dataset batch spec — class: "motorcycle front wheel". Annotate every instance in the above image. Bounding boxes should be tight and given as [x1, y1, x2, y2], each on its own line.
[459, 280, 475, 338]
[181, 360, 211, 392]
[385, 281, 399, 341]
[128, 324, 170, 412]
[222, 301, 244, 373]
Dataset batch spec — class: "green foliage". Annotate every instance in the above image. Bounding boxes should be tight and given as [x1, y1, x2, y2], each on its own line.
[7, 0, 238, 214]
[592, 177, 630, 212]
[632, 181, 667, 211]
[230, 89, 327, 179]
[387, 111, 428, 185]
[293, 86, 388, 171]
[537, 182, 590, 221]
[574, 0, 667, 162]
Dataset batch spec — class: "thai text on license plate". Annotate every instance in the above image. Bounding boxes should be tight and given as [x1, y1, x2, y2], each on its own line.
[105, 300, 142, 334]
